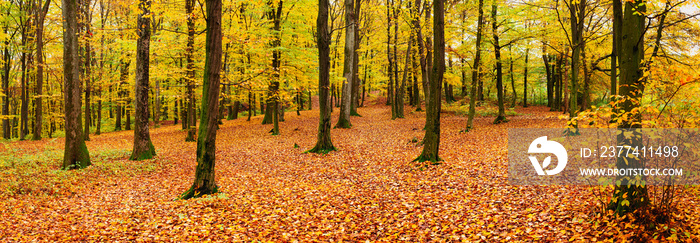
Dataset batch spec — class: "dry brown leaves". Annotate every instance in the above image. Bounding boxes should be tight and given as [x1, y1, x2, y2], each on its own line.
[1, 102, 698, 242]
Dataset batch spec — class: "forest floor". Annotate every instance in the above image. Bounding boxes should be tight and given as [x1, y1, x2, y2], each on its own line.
[1, 99, 699, 241]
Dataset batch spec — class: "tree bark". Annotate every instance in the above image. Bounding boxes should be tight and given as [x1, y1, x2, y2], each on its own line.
[414, 0, 443, 164]
[185, 0, 197, 142]
[307, 0, 336, 154]
[523, 48, 529, 107]
[180, 0, 222, 199]
[465, 0, 483, 132]
[335, 0, 355, 128]
[130, 0, 156, 161]
[492, 3, 506, 124]
[33, 0, 50, 140]
[608, 0, 648, 215]
[350, 0, 362, 116]
[62, 0, 91, 169]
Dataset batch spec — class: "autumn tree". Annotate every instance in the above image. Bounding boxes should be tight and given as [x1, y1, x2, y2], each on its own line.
[464, 0, 484, 132]
[180, 0, 222, 199]
[491, 2, 507, 124]
[31, 0, 50, 140]
[307, 0, 336, 154]
[335, 0, 355, 128]
[607, 0, 648, 215]
[185, 0, 197, 142]
[414, 0, 443, 164]
[62, 0, 91, 169]
[130, 0, 156, 160]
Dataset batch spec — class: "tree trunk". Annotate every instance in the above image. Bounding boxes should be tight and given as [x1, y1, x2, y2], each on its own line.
[568, 0, 585, 118]
[62, 0, 91, 169]
[350, 0, 362, 116]
[307, 0, 336, 154]
[608, 0, 648, 215]
[414, 0, 443, 164]
[185, 0, 197, 142]
[335, 0, 355, 128]
[465, 0, 483, 132]
[116, 61, 128, 131]
[509, 47, 516, 108]
[262, 0, 283, 136]
[2, 19, 10, 140]
[130, 0, 156, 161]
[33, 0, 50, 140]
[611, 0, 622, 98]
[523, 48, 529, 107]
[180, 0, 222, 200]
[492, 3, 506, 124]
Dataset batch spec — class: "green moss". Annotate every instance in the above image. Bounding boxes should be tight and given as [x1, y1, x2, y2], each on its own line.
[334, 118, 352, 129]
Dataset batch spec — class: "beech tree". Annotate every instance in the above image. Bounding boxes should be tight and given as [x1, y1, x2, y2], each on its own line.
[335, 0, 355, 128]
[62, 0, 91, 169]
[130, 0, 156, 160]
[307, 0, 335, 154]
[180, 0, 222, 199]
[414, 0, 443, 164]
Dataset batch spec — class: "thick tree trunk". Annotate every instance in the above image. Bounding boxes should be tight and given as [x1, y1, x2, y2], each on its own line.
[415, 0, 443, 164]
[608, 0, 648, 215]
[492, 3, 507, 124]
[180, 0, 222, 199]
[307, 0, 335, 154]
[335, 0, 355, 128]
[465, 0, 483, 132]
[130, 0, 156, 161]
[62, 0, 91, 169]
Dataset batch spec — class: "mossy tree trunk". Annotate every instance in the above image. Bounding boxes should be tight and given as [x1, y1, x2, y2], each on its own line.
[130, 0, 156, 161]
[608, 0, 648, 215]
[61, 0, 91, 169]
[307, 0, 336, 154]
[180, 0, 222, 199]
[414, 0, 443, 164]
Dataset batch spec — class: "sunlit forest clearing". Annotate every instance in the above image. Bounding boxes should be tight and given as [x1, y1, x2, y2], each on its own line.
[2, 0, 700, 240]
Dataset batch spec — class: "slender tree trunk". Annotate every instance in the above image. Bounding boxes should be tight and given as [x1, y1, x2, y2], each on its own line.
[611, 0, 622, 98]
[414, 0, 429, 108]
[62, 0, 91, 169]
[523, 48, 529, 107]
[130, 0, 156, 160]
[492, 3, 507, 124]
[185, 0, 196, 141]
[116, 61, 128, 131]
[465, 0, 483, 132]
[307, 0, 335, 154]
[335, 0, 355, 128]
[2, 24, 10, 139]
[396, 22, 412, 119]
[350, 0, 362, 116]
[509, 47, 516, 108]
[180, 0, 223, 200]
[33, 0, 50, 140]
[415, 0, 443, 163]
